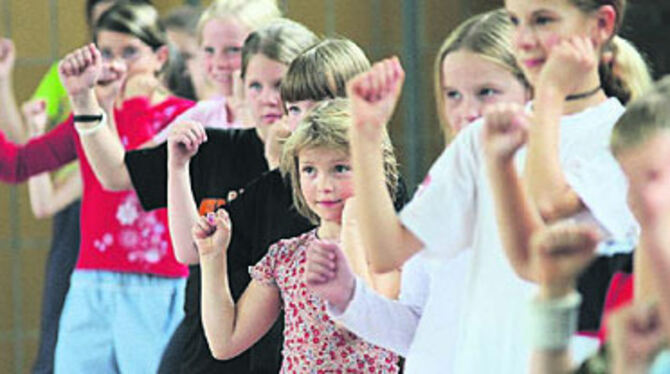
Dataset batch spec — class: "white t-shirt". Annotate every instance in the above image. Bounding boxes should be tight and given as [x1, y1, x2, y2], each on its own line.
[398, 97, 636, 373]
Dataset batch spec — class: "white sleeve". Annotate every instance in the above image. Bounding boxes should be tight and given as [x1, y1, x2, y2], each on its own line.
[327, 263, 428, 356]
[399, 122, 481, 257]
[564, 148, 639, 245]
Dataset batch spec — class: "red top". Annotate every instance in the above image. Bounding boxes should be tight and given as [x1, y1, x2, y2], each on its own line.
[0, 96, 194, 277]
[597, 272, 633, 343]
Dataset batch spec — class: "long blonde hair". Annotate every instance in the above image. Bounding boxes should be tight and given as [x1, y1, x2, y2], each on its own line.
[433, 9, 527, 142]
[196, 0, 281, 44]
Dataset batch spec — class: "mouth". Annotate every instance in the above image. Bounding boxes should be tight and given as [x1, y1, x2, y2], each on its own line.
[317, 199, 343, 208]
[522, 58, 545, 69]
[262, 113, 282, 123]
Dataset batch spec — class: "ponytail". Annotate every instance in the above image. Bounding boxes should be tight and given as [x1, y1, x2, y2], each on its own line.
[600, 36, 652, 105]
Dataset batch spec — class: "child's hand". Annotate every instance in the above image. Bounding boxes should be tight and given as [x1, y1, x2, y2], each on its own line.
[58, 44, 103, 99]
[530, 222, 600, 299]
[347, 56, 404, 143]
[0, 38, 16, 80]
[94, 61, 127, 111]
[264, 117, 291, 169]
[21, 100, 48, 137]
[228, 69, 253, 127]
[305, 240, 356, 312]
[482, 103, 529, 163]
[192, 209, 232, 257]
[609, 303, 666, 374]
[537, 36, 598, 97]
[167, 120, 207, 169]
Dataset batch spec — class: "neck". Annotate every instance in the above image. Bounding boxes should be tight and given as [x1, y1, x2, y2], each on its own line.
[562, 71, 607, 115]
[317, 220, 341, 241]
[634, 240, 659, 304]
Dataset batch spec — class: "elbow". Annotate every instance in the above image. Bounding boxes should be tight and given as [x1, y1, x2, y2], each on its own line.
[209, 344, 238, 361]
[32, 208, 53, 220]
[99, 172, 132, 191]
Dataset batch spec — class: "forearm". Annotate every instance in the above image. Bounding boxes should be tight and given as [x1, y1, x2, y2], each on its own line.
[530, 349, 573, 374]
[487, 158, 544, 280]
[199, 251, 238, 358]
[0, 79, 27, 143]
[351, 135, 420, 272]
[167, 165, 200, 264]
[74, 92, 132, 190]
[27, 164, 82, 218]
[525, 87, 582, 221]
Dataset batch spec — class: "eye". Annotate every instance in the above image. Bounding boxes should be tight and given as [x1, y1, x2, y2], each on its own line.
[203, 46, 214, 55]
[478, 87, 500, 98]
[248, 81, 262, 92]
[334, 164, 351, 174]
[224, 46, 242, 56]
[181, 52, 194, 60]
[533, 15, 554, 26]
[508, 14, 519, 27]
[273, 80, 283, 90]
[301, 165, 316, 176]
[122, 47, 138, 60]
[287, 105, 301, 117]
[445, 90, 462, 101]
[100, 49, 113, 60]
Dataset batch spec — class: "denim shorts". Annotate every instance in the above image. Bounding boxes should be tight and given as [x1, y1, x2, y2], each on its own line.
[54, 270, 186, 374]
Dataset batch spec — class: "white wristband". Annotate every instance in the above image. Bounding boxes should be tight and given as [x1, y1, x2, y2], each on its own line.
[74, 111, 107, 136]
[527, 291, 582, 350]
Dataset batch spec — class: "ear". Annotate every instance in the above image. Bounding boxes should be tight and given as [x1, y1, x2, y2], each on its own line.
[154, 45, 169, 70]
[591, 5, 617, 48]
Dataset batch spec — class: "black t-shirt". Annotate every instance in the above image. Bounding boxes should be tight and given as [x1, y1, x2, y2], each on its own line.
[576, 251, 634, 332]
[125, 128, 268, 373]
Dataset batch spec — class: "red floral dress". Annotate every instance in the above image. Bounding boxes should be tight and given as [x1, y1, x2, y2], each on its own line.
[251, 229, 399, 373]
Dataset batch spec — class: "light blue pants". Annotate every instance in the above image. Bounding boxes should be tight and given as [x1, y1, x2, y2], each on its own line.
[54, 270, 185, 374]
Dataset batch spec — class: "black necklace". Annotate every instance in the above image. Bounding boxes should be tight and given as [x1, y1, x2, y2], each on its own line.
[565, 86, 602, 101]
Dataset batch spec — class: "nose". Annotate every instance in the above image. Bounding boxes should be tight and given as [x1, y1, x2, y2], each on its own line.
[214, 51, 234, 71]
[261, 86, 281, 106]
[316, 173, 334, 193]
[459, 96, 482, 130]
[514, 24, 536, 52]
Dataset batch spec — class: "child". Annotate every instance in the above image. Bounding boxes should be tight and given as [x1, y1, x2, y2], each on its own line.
[195, 98, 399, 372]
[0, 3, 196, 372]
[344, 0, 650, 372]
[152, 0, 282, 144]
[514, 76, 670, 373]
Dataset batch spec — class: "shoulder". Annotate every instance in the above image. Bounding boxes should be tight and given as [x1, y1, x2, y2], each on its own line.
[268, 230, 315, 258]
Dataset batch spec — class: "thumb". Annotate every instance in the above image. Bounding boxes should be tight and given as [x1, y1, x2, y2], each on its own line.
[215, 208, 231, 231]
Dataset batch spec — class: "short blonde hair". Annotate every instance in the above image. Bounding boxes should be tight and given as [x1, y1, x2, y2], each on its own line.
[196, 0, 281, 44]
[610, 76, 670, 156]
[280, 99, 398, 224]
[433, 8, 527, 143]
[281, 38, 370, 104]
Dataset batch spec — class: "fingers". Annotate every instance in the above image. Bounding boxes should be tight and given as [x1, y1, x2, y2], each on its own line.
[214, 208, 231, 233]
[306, 242, 337, 284]
[169, 121, 207, 150]
[192, 214, 216, 239]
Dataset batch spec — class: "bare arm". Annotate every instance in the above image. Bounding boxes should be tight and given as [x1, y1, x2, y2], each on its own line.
[195, 210, 282, 360]
[28, 170, 82, 219]
[483, 104, 545, 280]
[523, 37, 603, 222]
[0, 39, 26, 143]
[348, 57, 423, 273]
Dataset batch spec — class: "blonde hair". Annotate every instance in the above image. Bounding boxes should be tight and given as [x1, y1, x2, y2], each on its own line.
[281, 38, 371, 105]
[568, 0, 652, 104]
[433, 8, 527, 142]
[240, 18, 319, 80]
[280, 99, 398, 224]
[610, 76, 670, 156]
[196, 0, 281, 44]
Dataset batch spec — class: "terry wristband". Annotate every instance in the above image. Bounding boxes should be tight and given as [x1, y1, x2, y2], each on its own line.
[74, 112, 106, 136]
[527, 291, 582, 350]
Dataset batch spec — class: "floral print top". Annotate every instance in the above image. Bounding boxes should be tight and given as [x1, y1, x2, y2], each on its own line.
[250, 229, 399, 373]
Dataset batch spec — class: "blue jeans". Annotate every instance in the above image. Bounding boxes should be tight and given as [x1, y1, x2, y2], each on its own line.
[54, 270, 185, 374]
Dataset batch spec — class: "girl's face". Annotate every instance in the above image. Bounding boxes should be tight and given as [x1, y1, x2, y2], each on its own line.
[245, 53, 287, 129]
[285, 100, 317, 131]
[505, 0, 603, 85]
[97, 30, 166, 78]
[299, 147, 355, 225]
[617, 132, 670, 224]
[200, 17, 251, 96]
[441, 50, 529, 132]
